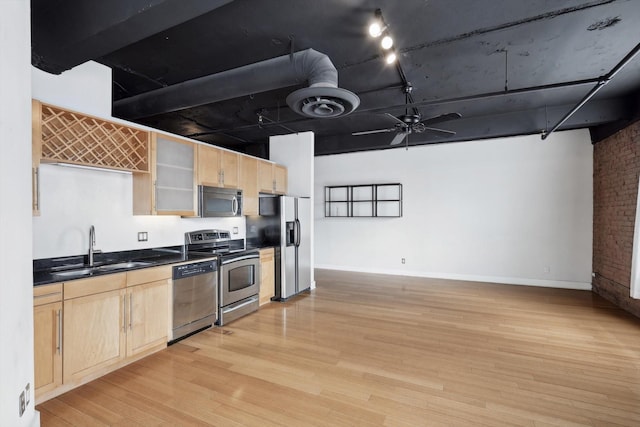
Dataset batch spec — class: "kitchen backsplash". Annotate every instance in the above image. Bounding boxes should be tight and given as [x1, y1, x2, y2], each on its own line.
[33, 163, 245, 259]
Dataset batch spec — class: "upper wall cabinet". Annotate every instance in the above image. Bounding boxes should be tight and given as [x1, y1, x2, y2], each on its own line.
[133, 133, 197, 216]
[32, 100, 150, 172]
[32, 100, 151, 215]
[239, 155, 259, 216]
[258, 160, 288, 195]
[197, 145, 239, 188]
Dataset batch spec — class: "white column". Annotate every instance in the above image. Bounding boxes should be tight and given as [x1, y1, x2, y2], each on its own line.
[269, 132, 316, 289]
[0, 0, 39, 426]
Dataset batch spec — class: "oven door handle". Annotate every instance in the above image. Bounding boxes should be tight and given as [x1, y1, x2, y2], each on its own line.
[223, 295, 259, 312]
[221, 254, 259, 265]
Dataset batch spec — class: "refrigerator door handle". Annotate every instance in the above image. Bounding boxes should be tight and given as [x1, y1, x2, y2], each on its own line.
[295, 219, 301, 247]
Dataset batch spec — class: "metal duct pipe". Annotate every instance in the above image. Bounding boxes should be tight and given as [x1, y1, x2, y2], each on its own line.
[113, 48, 359, 119]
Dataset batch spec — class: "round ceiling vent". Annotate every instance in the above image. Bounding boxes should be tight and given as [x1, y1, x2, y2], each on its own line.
[286, 86, 360, 119]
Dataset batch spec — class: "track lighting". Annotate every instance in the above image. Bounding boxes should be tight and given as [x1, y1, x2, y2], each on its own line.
[385, 52, 397, 64]
[368, 9, 386, 37]
[368, 21, 384, 38]
[381, 35, 393, 50]
[368, 9, 396, 65]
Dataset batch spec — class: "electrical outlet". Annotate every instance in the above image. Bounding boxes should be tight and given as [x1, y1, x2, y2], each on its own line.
[401, 258, 406, 264]
[543, 266, 550, 273]
[232, 227, 239, 234]
[18, 390, 25, 417]
[137, 232, 148, 242]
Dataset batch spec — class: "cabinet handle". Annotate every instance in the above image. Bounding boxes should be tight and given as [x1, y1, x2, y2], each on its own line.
[56, 309, 62, 354]
[33, 167, 40, 211]
[122, 295, 127, 332]
[153, 181, 157, 212]
[273, 179, 276, 192]
[129, 293, 133, 330]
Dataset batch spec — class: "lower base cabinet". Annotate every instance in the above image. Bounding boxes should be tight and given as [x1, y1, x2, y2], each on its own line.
[33, 284, 63, 400]
[126, 279, 169, 357]
[63, 287, 126, 383]
[35, 266, 170, 404]
[259, 248, 275, 305]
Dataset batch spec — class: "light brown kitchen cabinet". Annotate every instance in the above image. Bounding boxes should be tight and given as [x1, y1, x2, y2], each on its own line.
[220, 150, 240, 188]
[125, 266, 170, 358]
[259, 248, 275, 306]
[258, 160, 288, 194]
[63, 274, 127, 384]
[33, 283, 63, 402]
[62, 267, 169, 388]
[239, 155, 259, 216]
[31, 100, 150, 174]
[197, 144, 239, 188]
[133, 132, 197, 216]
[273, 164, 288, 194]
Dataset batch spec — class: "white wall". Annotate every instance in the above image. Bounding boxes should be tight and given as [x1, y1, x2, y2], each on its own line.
[315, 130, 593, 289]
[31, 61, 245, 259]
[32, 61, 112, 117]
[0, 1, 38, 426]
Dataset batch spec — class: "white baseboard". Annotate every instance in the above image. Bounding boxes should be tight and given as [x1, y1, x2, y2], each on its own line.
[31, 410, 41, 427]
[314, 264, 592, 291]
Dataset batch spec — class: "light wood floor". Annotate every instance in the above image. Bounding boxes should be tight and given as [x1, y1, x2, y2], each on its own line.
[38, 270, 640, 426]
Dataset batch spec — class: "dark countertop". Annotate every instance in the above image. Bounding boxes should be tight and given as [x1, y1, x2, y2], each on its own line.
[33, 246, 216, 286]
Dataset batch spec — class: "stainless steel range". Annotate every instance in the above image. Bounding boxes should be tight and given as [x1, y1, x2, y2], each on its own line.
[185, 229, 260, 326]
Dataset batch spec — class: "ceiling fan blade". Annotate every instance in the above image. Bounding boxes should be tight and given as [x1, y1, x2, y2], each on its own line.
[389, 132, 407, 146]
[423, 126, 456, 136]
[384, 113, 407, 126]
[352, 128, 396, 136]
[420, 112, 462, 126]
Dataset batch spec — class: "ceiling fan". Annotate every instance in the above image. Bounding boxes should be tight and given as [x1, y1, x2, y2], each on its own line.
[352, 84, 461, 148]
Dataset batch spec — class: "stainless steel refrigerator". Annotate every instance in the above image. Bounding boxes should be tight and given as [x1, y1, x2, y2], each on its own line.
[246, 195, 311, 300]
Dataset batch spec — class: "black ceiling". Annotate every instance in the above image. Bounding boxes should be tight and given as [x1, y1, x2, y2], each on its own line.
[32, 0, 640, 157]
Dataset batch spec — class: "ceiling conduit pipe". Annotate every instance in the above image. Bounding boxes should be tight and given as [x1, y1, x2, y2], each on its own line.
[113, 48, 359, 120]
[541, 41, 640, 140]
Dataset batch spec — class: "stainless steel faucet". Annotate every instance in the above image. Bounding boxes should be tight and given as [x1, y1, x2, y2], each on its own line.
[88, 225, 101, 267]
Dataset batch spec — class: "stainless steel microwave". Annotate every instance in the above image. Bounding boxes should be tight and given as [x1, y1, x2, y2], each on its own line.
[198, 186, 242, 217]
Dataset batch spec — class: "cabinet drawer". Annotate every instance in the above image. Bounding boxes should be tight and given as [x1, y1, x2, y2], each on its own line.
[64, 273, 126, 300]
[127, 265, 171, 286]
[34, 283, 63, 306]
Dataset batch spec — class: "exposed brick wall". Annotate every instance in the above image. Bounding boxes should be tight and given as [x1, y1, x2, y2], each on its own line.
[593, 120, 640, 318]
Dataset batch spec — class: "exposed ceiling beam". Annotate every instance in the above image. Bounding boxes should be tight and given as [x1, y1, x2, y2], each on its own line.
[31, 0, 234, 74]
[315, 98, 628, 156]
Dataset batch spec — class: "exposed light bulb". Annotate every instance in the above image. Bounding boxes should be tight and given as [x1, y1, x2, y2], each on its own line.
[381, 35, 393, 50]
[385, 52, 397, 64]
[368, 22, 383, 38]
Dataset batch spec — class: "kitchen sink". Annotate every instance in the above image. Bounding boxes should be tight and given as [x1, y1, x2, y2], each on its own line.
[51, 268, 94, 278]
[50, 261, 154, 278]
[96, 261, 153, 271]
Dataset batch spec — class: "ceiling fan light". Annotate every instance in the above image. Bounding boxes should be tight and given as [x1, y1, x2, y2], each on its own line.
[385, 52, 397, 64]
[381, 35, 393, 50]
